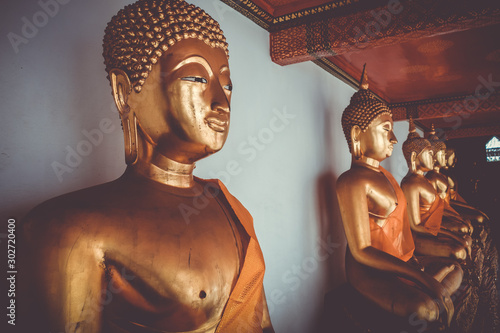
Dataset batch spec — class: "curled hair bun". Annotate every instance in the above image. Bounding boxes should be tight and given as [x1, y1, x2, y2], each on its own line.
[402, 118, 431, 162]
[426, 124, 447, 152]
[103, 0, 228, 93]
[341, 65, 392, 152]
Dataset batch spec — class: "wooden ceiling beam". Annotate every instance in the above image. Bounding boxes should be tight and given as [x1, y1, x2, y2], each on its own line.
[445, 125, 500, 140]
[270, 0, 500, 66]
[390, 94, 500, 122]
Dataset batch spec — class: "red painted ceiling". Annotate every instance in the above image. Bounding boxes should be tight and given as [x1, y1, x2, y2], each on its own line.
[327, 24, 500, 104]
[225, 0, 500, 137]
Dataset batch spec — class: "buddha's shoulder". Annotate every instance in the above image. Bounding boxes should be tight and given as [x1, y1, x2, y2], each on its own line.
[337, 168, 373, 188]
[401, 174, 427, 188]
[425, 171, 439, 182]
[23, 180, 125, 231]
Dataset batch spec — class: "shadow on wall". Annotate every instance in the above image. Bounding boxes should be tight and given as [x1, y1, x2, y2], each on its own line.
[312, 103, 347, 332]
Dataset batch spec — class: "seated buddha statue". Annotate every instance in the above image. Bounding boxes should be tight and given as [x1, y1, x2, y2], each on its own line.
[336, 68, 462, 326]
[401, 120, 469, 260]
[20, 1, 273, 332]
[442, 147, 489, 223]
[425, 125, 473, 236]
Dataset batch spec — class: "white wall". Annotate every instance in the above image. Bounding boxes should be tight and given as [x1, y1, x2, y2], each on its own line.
[0, 1, 408, 332]
[381, 121, 424, 183]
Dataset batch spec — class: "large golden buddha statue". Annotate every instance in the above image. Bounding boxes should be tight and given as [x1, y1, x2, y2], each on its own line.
[336, 68, 462, 326]
[20, 1, 273, 332]
[401, 120, 469, 260]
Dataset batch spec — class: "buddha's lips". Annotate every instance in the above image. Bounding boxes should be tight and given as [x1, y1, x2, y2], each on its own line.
[205, 116, 228, 132]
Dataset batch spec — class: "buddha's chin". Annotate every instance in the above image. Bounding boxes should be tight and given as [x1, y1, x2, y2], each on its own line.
[204, 135, 227, 153]
[202, 142, 225, 157]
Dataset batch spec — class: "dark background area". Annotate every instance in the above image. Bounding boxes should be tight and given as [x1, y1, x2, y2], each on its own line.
[446, 135, 500, 246]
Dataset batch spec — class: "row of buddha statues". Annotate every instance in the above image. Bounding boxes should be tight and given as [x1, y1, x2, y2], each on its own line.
[18, 0, 495, 332]
[337, 66, 493, 331]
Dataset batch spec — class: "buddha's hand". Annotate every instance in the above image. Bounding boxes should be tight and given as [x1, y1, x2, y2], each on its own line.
[423, 274, 454, 327]
[450, 233, 469, 256]
[462, 235, 473, 258]
[463, 219, 473, 235]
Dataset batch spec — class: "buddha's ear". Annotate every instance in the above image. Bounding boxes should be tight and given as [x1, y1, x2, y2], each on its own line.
[351, 125, 362, 159]
[109, 69, 132, 116]
[110, 69, 138, 165]
[410, 151, 417, 172]
[351, 125, 362, 143]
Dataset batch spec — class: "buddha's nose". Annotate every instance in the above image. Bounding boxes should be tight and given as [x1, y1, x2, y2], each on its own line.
[210, 83, 230, 114]
[390, 131, 398, 144]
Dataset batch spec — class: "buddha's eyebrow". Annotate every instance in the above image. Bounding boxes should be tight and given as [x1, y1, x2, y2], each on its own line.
[172, 56, 213, 76]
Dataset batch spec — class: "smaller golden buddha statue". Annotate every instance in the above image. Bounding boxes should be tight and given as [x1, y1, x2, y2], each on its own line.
[336, 67, 462, 326]
[401, 120, 469, 260]
[20, 1, 273, 332]
[425, 125, 473, 235]
[442, 147, 489, 223]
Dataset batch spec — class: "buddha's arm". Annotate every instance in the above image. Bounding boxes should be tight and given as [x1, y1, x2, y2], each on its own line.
[27, 218, 104, 332]
[436, 228, 468, 248]
[442, 205, 467, 222]
[403, 184, 434, 236]
[338, 178, 440, 286]
[450, 200, 489, 219]
[447, 176, 455, 190]
[261, 290, 275, 333]
[338, 178, 453, 324]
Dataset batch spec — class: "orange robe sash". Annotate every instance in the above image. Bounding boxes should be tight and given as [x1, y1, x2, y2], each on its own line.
[204, 179, 265, 333]
[370, 167, 415, 262]
[419, 192, 444, 236]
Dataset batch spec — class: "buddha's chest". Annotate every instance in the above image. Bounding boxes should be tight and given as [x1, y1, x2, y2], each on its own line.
[367, 177, 398, 220]
[99, 194, 245, 332]
[419, 181, 440, 207]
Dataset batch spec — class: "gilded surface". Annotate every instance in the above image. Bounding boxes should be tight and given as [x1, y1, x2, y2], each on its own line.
[401, 121, 470, 260]
[20, 1, 273, 332]
[336, 72, 462, 327]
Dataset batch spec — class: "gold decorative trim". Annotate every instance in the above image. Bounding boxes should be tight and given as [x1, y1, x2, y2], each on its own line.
[220, 0, 272, 29]
[271, 0, 360, 25]
[220, 0, 361, 31]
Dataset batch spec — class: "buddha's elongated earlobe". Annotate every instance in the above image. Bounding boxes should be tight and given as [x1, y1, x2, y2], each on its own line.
[353, 140, 362, 160]
[122, 107, 138, 165]
[110, 69, 138, 165]
[351, 126, 362, 160]
[411, 151, 417, 173]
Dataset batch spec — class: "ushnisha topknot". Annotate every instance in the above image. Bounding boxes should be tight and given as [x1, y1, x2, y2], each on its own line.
[341, 64, 392, 152]
[426, 124, 447, 152]
[402, 118, 431, 162]
[103, 0, 229, 93]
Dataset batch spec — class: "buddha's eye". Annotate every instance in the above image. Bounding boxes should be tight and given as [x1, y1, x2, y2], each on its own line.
[182, 76, 207, 83]
[224, 84, 233, 92]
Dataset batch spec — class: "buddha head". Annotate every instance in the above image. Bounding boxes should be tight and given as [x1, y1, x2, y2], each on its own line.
[426, 124, 447, 168]
[103, 0, 232, 165]
[445, 147, 457, 169]
[341, 66, 397, 162]
[402, 118, 433, 172]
